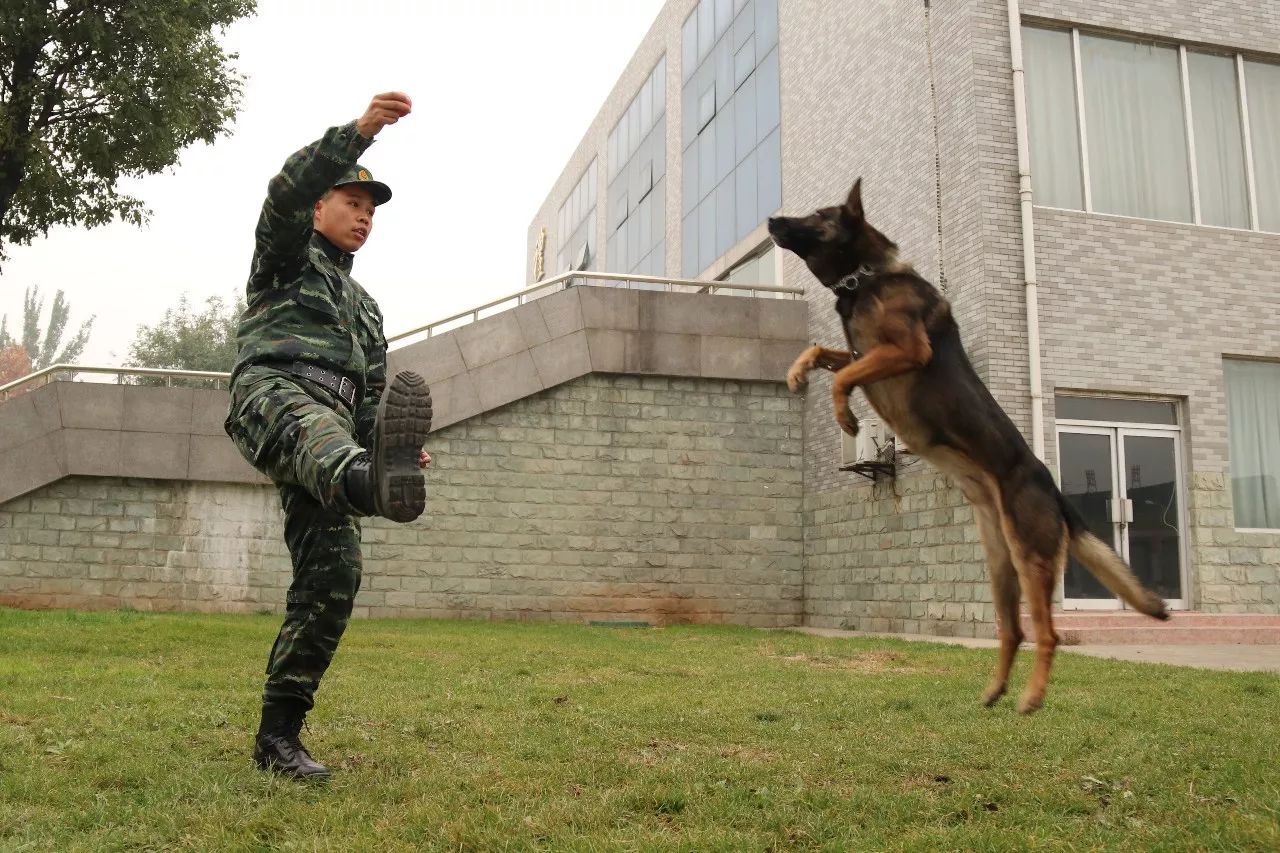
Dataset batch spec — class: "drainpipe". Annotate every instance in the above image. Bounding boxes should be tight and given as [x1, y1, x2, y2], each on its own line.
[1006, 0, 1046, 459]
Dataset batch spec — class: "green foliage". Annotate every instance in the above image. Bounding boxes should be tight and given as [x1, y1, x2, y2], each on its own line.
[0, 1, 256, 261]
[126, 292, 243, 372]
[0, 284, 93, 368]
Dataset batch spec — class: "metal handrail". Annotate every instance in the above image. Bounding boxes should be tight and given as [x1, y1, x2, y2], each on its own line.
[386, 271, 802, 344]
[1, 274, 801, 400]
[0, 364, 232, 401]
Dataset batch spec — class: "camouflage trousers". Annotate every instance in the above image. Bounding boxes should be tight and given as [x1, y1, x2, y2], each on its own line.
[225, 366, 369, 711]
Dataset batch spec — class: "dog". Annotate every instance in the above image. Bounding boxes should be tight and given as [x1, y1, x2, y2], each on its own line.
[768, 179, 1168, 714]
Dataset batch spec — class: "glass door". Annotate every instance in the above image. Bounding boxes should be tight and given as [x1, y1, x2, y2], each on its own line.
[1057, 424, 1188, 609]
[1058, 427, 1122, 608]
[1119, 429, 1186, 609]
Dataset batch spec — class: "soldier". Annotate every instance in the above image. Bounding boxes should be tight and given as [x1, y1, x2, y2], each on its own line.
[224, 92, 431, 782]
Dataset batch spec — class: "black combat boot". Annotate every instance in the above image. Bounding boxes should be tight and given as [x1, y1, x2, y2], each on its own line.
[343, 370, 433, 523]
[253, 702, 331, 782]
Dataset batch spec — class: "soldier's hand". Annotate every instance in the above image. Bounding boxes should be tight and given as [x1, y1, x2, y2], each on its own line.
[356, 92, 412, 140]
[418, 449, 431, 469]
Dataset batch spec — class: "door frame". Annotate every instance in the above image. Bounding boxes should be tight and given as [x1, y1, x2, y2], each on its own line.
[1056, 418, 1189, 611]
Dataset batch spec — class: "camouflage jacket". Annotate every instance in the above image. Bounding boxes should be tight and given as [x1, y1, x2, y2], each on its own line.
[230, 121, 387, 444]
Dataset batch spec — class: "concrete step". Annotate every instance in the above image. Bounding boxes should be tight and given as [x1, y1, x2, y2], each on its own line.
[1010, 612, 1280, 645]
[1055, 626, 1280, 645]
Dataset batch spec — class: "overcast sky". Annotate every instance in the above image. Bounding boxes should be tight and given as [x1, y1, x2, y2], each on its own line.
[0, 0, 665, 365]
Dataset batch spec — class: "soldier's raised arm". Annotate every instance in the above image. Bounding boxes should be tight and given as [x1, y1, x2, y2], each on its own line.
[249, 93, 412, 284]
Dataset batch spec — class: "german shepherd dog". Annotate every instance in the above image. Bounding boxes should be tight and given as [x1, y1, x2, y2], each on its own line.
[768, 180, 1168, 713]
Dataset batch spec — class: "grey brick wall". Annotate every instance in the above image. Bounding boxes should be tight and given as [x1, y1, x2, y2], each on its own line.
[794, 0, 1280, 627]
[778, 0, 996, 632]
[0, 374, 805, 625]
[804, 468, 994, 638]
[1022, 0, 1280, 55]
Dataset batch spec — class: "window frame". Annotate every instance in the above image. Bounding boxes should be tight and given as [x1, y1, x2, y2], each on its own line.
[1223, 358, 1280, 533]
[1024, 22, 1277, 235]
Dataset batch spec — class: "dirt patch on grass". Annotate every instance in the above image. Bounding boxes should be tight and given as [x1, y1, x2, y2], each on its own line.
[625, 738, 690, 768]
[718, 744, 779, 764]
[770, 650, 916, 673]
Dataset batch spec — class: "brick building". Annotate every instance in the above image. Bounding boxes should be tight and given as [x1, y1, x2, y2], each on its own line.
[527, 0, 1280, 632]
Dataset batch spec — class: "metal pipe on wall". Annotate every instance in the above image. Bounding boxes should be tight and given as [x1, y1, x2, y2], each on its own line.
[1006, 0, 1047, 459]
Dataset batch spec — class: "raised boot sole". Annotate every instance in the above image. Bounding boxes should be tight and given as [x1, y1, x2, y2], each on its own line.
[375, 371, 433, 523]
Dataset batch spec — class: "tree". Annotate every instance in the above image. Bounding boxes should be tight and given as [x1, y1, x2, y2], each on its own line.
[0, 341, 30, 385]
[0, 284, 93, 369]
[0, 1, 256, 262]
[126, 292, 243, 373]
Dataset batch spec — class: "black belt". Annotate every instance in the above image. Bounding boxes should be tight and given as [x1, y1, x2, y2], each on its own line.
[273, 361, 359, 409]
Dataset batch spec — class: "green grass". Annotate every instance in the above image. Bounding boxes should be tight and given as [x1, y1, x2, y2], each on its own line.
[1, 608, 1277, 851]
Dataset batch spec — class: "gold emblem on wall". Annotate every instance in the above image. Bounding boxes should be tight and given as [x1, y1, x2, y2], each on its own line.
[533, 226, 546, 282]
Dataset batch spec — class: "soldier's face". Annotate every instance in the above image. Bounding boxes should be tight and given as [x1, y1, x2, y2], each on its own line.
[313, 186, 376, 252]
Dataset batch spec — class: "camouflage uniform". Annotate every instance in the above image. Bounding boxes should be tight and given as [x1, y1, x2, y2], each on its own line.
[224, 121, 389, 713]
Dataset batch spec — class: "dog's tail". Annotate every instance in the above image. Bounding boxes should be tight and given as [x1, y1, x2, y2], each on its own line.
[1061, 502, 1169, 620]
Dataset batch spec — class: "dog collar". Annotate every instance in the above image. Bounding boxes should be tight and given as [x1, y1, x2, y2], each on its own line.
[832, 264, 877, 294]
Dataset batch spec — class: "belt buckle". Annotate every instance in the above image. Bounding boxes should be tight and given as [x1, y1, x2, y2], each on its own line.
[337, 375, 356, 407]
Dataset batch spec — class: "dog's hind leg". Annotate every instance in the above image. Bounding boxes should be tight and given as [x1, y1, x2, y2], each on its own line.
[973, 502, 1022, 707]
[1012, 544, 1064, 714]
[996, 487, 1068, 715]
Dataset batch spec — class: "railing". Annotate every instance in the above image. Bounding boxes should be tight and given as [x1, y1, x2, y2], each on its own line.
[386, 270, 802, 345]
[0, 364, 231, 402]
[1, 273, 801, 401]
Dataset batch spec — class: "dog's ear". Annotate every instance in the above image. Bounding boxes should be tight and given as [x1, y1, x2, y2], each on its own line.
[842, 178, 864, 224]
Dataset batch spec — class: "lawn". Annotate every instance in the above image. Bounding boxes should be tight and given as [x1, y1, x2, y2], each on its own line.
[0, 607, 1276, 851]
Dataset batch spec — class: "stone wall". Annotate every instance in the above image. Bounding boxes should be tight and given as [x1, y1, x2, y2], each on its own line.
[0, 374, 805, 626]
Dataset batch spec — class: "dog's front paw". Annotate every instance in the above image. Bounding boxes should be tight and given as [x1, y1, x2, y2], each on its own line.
[836, 407, 860, 437]
[786, 365, 810, 394]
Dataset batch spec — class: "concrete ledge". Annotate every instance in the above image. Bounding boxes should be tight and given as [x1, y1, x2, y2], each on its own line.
[0, 287, 807, 501]
[392, 286, 806, 430]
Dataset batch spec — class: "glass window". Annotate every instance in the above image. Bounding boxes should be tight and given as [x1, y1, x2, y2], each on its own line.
[733, 1, 753, 50]
[698, 84, 716, 130]
[638, 193, 652, 251]
[652, 180, 666, 241]
[680, 0, 778, 271]
[1023, 26, 1084, 209]
[755, 0, 777, 53]
[715, 35, 734, 110]
[1054, 396, 1178, 424]
[735, 148, 758, 235]
[1080, 34, 1191, 222]
[716, 99, 736, 184]
[756, 48, 781, 145]
[1189, 52, 1249, 228]
[682, 11, 697, 83]
[682, 146, 698, 213]
[1245, 60, 1280, 232]
[1022, 26, 1277, 232]
[698, 123, 716, 200]
[557, 161, 596, 271]
[715, 0, 732, 40]
[682, 211, 698, 276]
[652, 118, 667, 181]
[735, 73, 757, 163]
[757, 127, 782, 220]
[735, 40, 756, 89]
[697, 0, 713, 61]
[640, 76, 653, 135]
[715, 178, 735, 258]
[698, 199, 716, 271]
[1224, 360, 1280, 528]
[654, 56, 667, 117]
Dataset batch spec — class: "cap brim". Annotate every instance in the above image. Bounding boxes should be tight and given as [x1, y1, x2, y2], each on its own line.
[333, 179, 392, 206]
